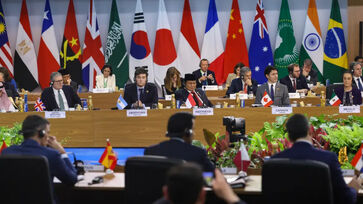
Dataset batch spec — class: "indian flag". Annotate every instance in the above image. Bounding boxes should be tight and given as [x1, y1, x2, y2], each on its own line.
[299, 0, 324, 82]
[329, 92, 341, 106]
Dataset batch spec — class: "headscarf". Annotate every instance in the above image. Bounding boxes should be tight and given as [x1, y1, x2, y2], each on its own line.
[0, 82, 12, 111]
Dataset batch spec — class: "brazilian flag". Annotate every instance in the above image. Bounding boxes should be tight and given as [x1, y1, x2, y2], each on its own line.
[323, 0, 347, 84]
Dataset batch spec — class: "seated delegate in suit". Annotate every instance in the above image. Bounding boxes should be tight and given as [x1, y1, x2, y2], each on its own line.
[144, 112, 215, 171]
[0, 67, 19, 101]
[280, 63, 309, 94]
[272, 114, 359, 204]
[350, 61, 363, 92]
[0, 82, 15, 111]
[225, 62, 244, 88]
[41, 72, 81, 111]
[301, 58, 318, 87]
[124, 68, 158, 109]
[226, 66, 258, 96]
[2, 115, 78, 186]
[334, 71, 362, 105]
[163, 66, 183, 96]
[255, 66, 290, 106]
[95, 64, 116, 91]
[175, 74, 213, 108]
[192, 59, 217, 88]
[58, 68, 78, 93]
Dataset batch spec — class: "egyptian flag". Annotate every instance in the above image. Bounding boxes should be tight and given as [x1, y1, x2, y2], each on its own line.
[60, 0, 82, 85]
[14, 0, 38, 91]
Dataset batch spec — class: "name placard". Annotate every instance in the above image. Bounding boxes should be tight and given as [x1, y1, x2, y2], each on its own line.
[202, 85, 218, 91]
[92, 88, 110, 93]
[45, 111, 66, 119]
[193, 108, 214, 116]
[272, 107, 293, 115]
[239, 94, 248, 100]
[339, 106, 360, 114]
[288, 93, 300, 99]
[165, 95, 172, 101]
[126, 109, 148, 117]
[229, 94, 236, 99]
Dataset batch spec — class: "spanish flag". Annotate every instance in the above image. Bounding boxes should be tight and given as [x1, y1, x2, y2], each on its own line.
[98, 139, 117, 170]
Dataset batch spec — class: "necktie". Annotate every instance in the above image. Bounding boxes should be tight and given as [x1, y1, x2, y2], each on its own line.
[270, 85, 274, 101]
[293, 79, 296, 90]
[243, 83, 247, 93]
[139, 88, 144, 101]
[203, 72, 207, 85]
[192, 91, 203, 107]
[358, 79, 363, 91]
[58, 90, 65, 110]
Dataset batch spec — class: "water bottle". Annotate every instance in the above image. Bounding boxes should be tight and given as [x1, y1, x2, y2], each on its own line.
[326, 79, 330, 87]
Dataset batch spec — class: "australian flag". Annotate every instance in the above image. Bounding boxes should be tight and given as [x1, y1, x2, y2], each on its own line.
[248, 0, 273, 84]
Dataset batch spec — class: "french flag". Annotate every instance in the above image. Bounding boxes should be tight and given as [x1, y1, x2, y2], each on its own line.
[351, 143, 363, 172]
[37, 0, 60, 89]
[201, 0, 224, 85]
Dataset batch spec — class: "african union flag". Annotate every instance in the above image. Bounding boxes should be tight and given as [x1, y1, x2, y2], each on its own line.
[323, 0, 347, 84]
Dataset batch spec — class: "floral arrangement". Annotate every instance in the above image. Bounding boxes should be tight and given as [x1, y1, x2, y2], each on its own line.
[0, 123, 23, 147]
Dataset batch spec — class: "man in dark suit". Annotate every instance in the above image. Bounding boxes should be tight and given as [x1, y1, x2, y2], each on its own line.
[350, 61, 363, 91]
[272, 114, 360, 204]
[192, 59, 217, 88]
[2, 115, 78, 186]
[58, 68, 78, 93]
[175, 74, 213, 108]
[144, 112, 215, 171]
[124, 68, 158, 109]
[301, 58, 318, 86]
[226, 66, 258, 96]
[280, 63, 309, 93]
[255, 66, 290, 106]
[41, 72, 81, 111]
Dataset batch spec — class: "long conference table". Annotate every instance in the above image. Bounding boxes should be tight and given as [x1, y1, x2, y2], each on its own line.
[0, 106, 361, 147]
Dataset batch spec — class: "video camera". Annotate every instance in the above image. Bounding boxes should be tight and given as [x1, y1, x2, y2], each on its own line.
[223, 116, 246, 143]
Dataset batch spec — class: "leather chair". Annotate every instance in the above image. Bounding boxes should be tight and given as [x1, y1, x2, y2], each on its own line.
[125, 155, 184, 204]
[0, 155, 54, 204]
[262, 159, 333, 204]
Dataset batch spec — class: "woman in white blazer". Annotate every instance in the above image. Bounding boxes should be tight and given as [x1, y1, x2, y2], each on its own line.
[96, 64, 116, 91]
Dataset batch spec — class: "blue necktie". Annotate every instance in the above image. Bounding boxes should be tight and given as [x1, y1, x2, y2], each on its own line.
[138, 88, 144, 101]
[358, 79, 363, 91]
[270, 85, 274, 101]
[203, 72, 207, 85]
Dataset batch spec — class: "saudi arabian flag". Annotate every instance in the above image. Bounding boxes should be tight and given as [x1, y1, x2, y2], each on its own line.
[105, 0, 129, 88]
[323, 0, 347, 84]
[299, 0, 324, 82]
[329, 92, 341, 106]
[274, 0, 299, 79]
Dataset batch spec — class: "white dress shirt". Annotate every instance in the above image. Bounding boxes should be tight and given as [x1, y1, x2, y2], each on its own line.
[267, 82, 277, 96]
[53, 87, 69, 110]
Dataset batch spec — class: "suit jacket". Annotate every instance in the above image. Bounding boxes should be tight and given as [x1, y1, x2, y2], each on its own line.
[96, 74, 116, 91]
[255, 82, 290, 106]
[301, 68, 318, 86]
[41, 85, 81, 111]
[124, 83, 158, 109]
[70, 80, 78, 93]
[334, 85, 362, 105]
[144, 139, 215, 171]
[272, 142, 356, 204]
[226, 78, 258, 96]
[192, 69, 217, 88]
[175, 88, 213, 108]
[2, 139, 78, 185]
[280, 75, 309, 93]
[352, 76, 363, 91]
[4, 81, 19, 101]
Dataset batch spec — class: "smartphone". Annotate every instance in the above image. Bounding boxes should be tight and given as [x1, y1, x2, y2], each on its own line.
[203, 172, 214, 187]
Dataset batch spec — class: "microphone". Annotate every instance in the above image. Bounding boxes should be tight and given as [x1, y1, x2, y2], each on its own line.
[68, 152, 85, 175]
[195, 90, 206, 108]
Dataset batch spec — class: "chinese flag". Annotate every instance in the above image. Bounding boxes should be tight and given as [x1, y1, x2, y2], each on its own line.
[223, 0, 249, 83]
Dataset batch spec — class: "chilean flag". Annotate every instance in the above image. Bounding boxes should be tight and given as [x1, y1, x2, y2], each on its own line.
[351, 144, 363, 172]
[153, 0, 178, 96]
[177, 0, 200, 76]
[37, 0, 60, 89]
[82, 0, 104, 91]
[129, 0, 155, 83]
[201, 0, 224, 85]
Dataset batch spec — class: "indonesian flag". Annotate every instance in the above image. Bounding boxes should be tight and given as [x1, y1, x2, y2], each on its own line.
[233, 143, 250, 172]
[351, 143, 363, 172]
[0, 140, 7, 154]
[185, 92, 196, 108]
[37, 0, 60, 89]
[98, 139, 118, 170]
[153, 0, 178, 96]
[329, 92, 341, 106]
[201, 0, 224, 85]
[261, 91, 273, 107]
[177, 0, 200, 76]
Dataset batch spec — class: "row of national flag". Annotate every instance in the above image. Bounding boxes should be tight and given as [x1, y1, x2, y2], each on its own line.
[0, 0, 347, 93]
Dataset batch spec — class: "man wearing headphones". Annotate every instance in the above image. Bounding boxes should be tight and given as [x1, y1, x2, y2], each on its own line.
[144, 112, 215, 171]
[124, 67, 158, 109]
[58, 68, 78, 93]
[280, 63, 309, 94]
[350, 62, 363, 91]
[2, 115, 78, 186]
[41, 72, 81, 111]
[192, 59, 217, 88]
[226, 66, 258, 96]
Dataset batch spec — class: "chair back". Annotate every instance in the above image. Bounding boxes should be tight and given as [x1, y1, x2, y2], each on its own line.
[125, 155, 184, 204]
[326, 84, 341, 100]
[262, 159, 333, 204]
[0, 155, 54, 204]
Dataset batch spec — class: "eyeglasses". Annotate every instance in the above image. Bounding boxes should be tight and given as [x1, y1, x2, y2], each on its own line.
[53, 80, 63, 83]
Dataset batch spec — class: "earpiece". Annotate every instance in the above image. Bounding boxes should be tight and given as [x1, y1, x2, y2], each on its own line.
[38, 129, 46, 138]
[185, 128, 193, 137]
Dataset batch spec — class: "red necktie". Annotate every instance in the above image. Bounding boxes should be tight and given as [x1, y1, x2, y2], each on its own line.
[243, 83, 247, 93]
[293, 79, 296, 90]
[192, 91, 203, 107]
